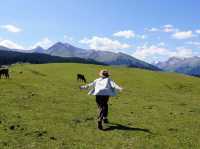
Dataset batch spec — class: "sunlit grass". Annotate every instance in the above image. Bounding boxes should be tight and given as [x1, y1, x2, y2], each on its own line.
[0, 63, 200, 149]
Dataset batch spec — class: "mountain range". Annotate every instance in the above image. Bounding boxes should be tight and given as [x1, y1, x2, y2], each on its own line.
[0, 47, 105, 66]
[2, 41, 200, 77]
[0, 42, 160, 71]
[155, 56, 200, 76]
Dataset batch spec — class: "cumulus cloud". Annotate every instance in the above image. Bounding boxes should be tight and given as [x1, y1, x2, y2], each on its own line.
[132, 45, 170, 61]
[164, 28, 174, 33]
[174, 47, 194, 58]
[31, 37, 54, 49]
[113, 30, 135, 39]
[0, 39, 24, 49]
[162, 24, 175, 33]
[186, 41, 200, 46]
[196, 30, 200, 34]
[136, 34, 147, 39]
[132, 44, 194, 62]
[1, 24, 22, 33]
[64, 35, 73, 42]
[163, 24, 173, 28]
[172, 30, 193, 39]
[145, 27, 160, 32]
[157, 42, 165, 46]
[145, 25, 186, 34]
[0, 37, 55, 50]
[80, 36, 131, 51]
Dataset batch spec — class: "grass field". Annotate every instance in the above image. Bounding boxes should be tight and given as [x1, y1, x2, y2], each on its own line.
[0, 63, 200, 149]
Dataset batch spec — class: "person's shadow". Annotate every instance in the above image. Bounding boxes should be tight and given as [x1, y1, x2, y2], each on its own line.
[103, 123, 152, 134]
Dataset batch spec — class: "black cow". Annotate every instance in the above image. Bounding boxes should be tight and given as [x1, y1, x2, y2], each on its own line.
[0, 68, 9, 79]
[77, 74, 86, 83]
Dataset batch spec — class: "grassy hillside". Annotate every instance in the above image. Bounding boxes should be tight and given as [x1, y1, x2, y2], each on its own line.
[0, 63, 200, 149]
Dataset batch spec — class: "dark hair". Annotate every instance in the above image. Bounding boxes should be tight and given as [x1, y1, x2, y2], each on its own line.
[102, 71, 109, 77]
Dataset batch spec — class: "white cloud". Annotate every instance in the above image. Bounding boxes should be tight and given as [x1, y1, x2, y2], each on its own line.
[137, 34, 147, 39]
[80, 36, 131, 51]
[157, 42, 165, 46]
[113, 30, 135, 39]
[0, 39, 24, 49]
[146, 25, 174, 32]
[163, 24, 173, 28]
[1, 24, 22, 33]
[162, 24, 175, 33]
[196, 30, 200, 34]
[173, 47, 193, 58]
[31, 37, 54, 49]
[145, 27, 160, 32]
[132, 45, 170, 61]
[163, 28, 174, 33]
[132, 44, 194, 62]
[172, 31, 193, 39]
[0, 37, 55, 50]
[186, 41, 200, 46]
[64, 35, 73, 42]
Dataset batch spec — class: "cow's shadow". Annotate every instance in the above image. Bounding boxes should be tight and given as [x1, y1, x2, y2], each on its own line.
[103, 123, 152, 133]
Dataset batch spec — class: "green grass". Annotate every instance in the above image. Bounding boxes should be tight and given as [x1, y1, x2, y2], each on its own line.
[0, 63, 200, 149]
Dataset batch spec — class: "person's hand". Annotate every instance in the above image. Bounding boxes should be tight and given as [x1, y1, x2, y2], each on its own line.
[80, 85, 88, 90]
[79, 86, 84, 90]
[119, 87, 123, 92]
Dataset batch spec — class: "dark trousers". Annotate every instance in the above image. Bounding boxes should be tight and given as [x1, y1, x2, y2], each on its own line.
[96, 95, 109, 122]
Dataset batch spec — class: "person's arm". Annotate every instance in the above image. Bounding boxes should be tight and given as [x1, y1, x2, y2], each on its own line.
[80, 80, 96, 90]
[110, 80, 123, 92]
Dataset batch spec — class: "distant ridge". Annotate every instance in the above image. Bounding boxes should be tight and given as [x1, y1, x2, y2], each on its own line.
[155, 56, 200, 76]
[0, 42, 160, 71]
[34, 42, 160, 71]
[0, 49, 106, 66]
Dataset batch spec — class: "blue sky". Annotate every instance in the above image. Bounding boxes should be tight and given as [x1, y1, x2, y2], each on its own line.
[0, 0, 200, 62]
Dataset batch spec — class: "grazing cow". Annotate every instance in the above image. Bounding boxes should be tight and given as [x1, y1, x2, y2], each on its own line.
[0, 68, 9, 79]
[77, 74, 86, 83]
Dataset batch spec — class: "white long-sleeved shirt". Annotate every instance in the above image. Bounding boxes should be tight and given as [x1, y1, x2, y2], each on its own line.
[81, 77, 122, 96]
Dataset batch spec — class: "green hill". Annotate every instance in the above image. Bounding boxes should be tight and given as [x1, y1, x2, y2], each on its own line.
[0, 63, 200, 149]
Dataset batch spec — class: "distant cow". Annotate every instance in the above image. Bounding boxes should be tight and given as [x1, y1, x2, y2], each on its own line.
[0, 68, 9, 79]
[77, 74, 86, 83]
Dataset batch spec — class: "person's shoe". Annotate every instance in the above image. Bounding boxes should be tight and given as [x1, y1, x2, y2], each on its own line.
[97, 121, 103, 130]
[103, 118, 109, 123]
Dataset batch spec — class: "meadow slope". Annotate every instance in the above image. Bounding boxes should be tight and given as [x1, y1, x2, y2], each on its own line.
[0, 63, 200, 149]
